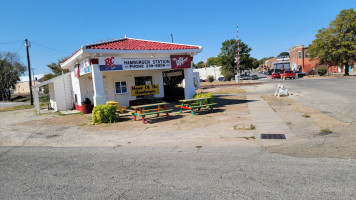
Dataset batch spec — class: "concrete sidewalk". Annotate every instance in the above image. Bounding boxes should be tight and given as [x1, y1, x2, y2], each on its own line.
[247, 94, 300, 146]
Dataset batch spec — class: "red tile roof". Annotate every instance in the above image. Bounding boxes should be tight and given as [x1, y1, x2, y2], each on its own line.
[85, 38, 200, 50]
[61, 38, 201, 67]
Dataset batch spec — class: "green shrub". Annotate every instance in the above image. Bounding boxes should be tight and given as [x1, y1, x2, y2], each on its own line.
[223, 72, 234, 81]
[92, 105, 117, 125]
[193, 92, 214, 104]
[316, 65, 328, 76]
[207, 75, 215, 82]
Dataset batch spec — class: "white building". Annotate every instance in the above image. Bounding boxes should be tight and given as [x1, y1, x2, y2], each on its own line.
[193, 65, 222, 80]
[33, 37, 202, 113]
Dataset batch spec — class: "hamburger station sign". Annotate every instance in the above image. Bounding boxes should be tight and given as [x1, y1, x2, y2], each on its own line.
[99, 55, 192, 71]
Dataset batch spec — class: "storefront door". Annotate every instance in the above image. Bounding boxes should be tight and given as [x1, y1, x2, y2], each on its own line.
[135, 76, 152, 99]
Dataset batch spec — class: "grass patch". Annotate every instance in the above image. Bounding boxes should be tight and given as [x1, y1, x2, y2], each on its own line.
[302, 113, 310, 118]
[233, 124, 256, 130]
[195, 145, 202, 150]
[55, 111, 65, 116]
[39, 95, 50, 103]
[103, 124, 111, 127]
[320, 129, 332, 135]
[0, 104, 34, 112]
[250, 124, 256, 130]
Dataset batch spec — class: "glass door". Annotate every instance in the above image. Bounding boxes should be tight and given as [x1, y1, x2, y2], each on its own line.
[134, 76, 152, 99]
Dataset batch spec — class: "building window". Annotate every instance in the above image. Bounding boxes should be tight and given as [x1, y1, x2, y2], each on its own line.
[115, 81, 127, 94]
[305, 51, 309, 58]
[298, 52, 302, 59]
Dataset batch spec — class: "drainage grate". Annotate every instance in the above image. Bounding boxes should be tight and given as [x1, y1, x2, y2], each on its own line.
[260, 134, 286, 139]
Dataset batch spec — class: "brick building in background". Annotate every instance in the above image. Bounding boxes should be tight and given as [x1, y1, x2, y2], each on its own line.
[263, 57, 276, 71]
[289, 44, 319, 74]
[289, 44, 355, 75]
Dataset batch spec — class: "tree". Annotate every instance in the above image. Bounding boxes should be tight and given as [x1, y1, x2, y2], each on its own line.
[308, 8, 356, 76]
[206, 57, 220, 67]
[277, 52, 289, 57]
[0, 52, 26, 101]
[196, 61, 206, 68]
[217, 39, 252, 76]
[41, 73, 56, 94]
[259, 57, 274, 65]
[250, 57, 260, 69]
[42, 58, 69, 94]
[47, 58, 69, 76]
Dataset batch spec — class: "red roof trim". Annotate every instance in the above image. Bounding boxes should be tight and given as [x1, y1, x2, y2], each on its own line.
[85, 38, 200, 50]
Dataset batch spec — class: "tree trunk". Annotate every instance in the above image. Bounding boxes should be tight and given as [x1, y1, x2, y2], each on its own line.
[344, 65, 349, 76]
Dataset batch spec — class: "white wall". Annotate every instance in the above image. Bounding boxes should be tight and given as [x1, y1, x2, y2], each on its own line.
[193, 66, 222, 80]
[53, 74, 73, 111]
[49, 83, 56, 110]
[101, 69, 165, 107]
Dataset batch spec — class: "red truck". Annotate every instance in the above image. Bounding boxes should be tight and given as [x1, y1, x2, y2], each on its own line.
[282, 70, 296, 79]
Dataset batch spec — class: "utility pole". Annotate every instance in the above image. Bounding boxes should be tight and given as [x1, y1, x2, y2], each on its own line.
[170, 33, 173, 43]
[25, 39, 33, 105]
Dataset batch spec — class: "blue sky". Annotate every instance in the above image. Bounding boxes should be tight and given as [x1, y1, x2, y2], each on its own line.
[0, 0, 354, 75]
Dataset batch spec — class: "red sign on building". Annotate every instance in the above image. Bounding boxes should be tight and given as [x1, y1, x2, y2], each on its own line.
[170, 55, 193, 69]
[74, 64, 80, 78]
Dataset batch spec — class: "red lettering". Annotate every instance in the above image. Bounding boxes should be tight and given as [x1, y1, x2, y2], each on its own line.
[105, 57, 115, 68]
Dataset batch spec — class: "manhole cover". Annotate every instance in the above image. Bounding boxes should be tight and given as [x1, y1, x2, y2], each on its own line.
[260, 134, 286, 139]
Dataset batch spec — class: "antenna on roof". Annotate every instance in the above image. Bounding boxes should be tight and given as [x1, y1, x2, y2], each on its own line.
[170, 33, 173, 43]
[124, 34, 128, 38]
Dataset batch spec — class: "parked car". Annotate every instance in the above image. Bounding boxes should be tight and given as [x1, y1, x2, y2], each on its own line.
[294, 71, 307, 78]
[281, 70, 296, 79]
[272, 72, 281, 79]
[200, 79, 205, 82]
[241, 75, 250, 80]
[218, 77, 225, 81]
[264, 70, 272, 75]
[248, 75, 259, 80]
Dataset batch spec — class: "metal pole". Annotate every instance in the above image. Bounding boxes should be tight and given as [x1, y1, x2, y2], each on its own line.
[25, 39, 33, 105]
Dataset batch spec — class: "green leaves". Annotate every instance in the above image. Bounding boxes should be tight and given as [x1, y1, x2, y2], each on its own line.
[0, 52, 26, 101]
[309, 8, 356, 75]
[217, 39, 253, 76]
[92, 105, 117, 124]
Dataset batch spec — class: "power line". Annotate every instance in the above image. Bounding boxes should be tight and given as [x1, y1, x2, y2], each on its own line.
[0, 40, 23, 45]
[14, 41, 25, 55]
[30, 41, 72, 54]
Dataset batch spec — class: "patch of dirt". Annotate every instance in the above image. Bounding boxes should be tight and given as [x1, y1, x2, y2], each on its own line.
[18, 114, 89, 127]
[261, 94, 347, 129]
[261, 94, 355, 159]
[79, 95, 250, 132]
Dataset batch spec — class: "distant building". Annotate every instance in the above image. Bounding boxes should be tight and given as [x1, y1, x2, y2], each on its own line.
[289, 44, 355, 75]
[289, 44, 319, 74]
[271, 56, 290, 73]
[264, 57, 276, 70]
[193, 66, 222, 80]
[13, 74, 44, 94]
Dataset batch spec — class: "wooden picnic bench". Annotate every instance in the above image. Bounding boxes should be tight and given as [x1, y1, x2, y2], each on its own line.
[131, 102, 173, 124]
[176, 97, 217, 115]
[106, 101, 126, 114]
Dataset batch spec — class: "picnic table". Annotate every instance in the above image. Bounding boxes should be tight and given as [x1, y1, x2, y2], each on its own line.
[176, 97, 217, 115]
[131, 102, 173, 124]
[106, 101, 126, 114]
